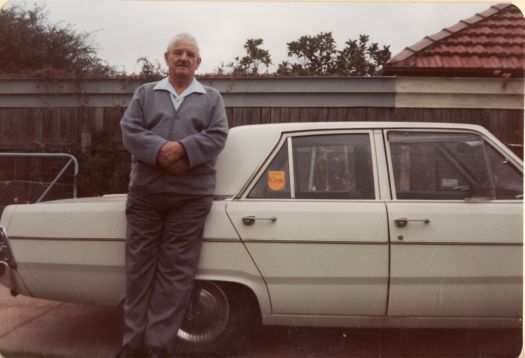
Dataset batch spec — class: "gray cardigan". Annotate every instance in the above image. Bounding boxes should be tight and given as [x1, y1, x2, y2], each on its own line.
[121, 81, 229, 195]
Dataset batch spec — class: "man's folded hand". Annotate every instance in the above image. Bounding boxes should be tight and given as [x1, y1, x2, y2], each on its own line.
[165, 158, 190, 175]
[157, 141, 187, 168]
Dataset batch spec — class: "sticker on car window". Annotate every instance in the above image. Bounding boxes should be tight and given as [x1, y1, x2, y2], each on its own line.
[268, 170, 286, 191]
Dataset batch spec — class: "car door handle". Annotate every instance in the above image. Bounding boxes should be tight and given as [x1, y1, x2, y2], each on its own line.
[394, 218, 430, 228]
[242, 216, 278, 226]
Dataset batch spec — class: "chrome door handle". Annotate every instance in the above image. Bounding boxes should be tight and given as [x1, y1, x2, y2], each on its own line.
[394, 218, 430, 228]
[242, 216, 278, 226]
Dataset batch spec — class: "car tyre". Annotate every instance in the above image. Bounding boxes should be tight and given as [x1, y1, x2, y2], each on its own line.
[175, 281, 257, 356]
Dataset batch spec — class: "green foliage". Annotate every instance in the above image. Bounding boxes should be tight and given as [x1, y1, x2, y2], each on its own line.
[279, 32, 338, 75]
[228, 32, 391, 77]
[336, 35, 392, 76]
[225, 38, 272, 75]
[0, 4, 120, 78]
[135, 56, 167, 81]
[277, 32, 391, 76]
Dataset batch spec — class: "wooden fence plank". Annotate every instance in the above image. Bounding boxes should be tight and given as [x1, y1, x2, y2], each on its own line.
[346, 108, 357, 122]
[261, 108, 271, 124]
[270, 108, 280, 123]
[252, 108, 261, 125]
[289, 108, 299, 123]
[241, 108, 252, 125]
[232, 108, 242, 127]
[225, 107, 233, 128]
[299, 108, 309, 122]
[280, 108, 290, 123]
[0, 106, 522, 158]
[319, 108, 328, 122]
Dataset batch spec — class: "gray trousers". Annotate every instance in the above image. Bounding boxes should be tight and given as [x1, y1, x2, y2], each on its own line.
[122, 188, 213, 354]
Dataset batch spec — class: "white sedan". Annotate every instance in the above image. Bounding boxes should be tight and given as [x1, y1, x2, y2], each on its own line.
[0, 122, 522, 355]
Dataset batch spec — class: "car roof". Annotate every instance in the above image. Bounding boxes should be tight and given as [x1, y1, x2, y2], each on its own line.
[226, 121, 487, 132]
[214, 121, 491, 196]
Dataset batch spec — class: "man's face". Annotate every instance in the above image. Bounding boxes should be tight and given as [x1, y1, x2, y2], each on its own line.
[165, 40, 201, 81]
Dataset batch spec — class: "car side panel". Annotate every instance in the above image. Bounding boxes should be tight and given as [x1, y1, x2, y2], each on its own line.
[2, 200, 269, 309]
[227, 200, 389, 316]
[387, 202, 523, 317]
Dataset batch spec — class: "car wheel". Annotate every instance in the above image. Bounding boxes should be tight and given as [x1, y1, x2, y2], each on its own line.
[176, 281, 256, 356]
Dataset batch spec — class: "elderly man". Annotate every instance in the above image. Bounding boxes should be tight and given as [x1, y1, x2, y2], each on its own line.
[118, 33, 228, 357]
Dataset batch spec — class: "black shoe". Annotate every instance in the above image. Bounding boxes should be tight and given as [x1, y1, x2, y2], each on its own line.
[147, 347, 169, 358]
[116, 345, 147, 358]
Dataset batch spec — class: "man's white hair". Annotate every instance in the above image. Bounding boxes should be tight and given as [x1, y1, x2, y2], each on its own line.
[167, 33, 200, 55]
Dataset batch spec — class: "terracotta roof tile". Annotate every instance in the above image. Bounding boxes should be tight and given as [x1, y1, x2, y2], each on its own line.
[446, 22, 470, 33]
[384, 3, 525, 77]
[427, 30, 453, 42]
[492, 3, 510, 9]
[462, 14, 487, 24]
[409, 38, 434, 52]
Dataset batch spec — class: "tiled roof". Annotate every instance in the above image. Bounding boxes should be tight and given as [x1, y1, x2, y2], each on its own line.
[383, 3, 525, 77]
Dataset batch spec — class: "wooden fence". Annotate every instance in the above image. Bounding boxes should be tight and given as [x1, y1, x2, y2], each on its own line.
[0, 106, 522, 156]
[0, 76, 522, 197]
[0, 77, 522, 155]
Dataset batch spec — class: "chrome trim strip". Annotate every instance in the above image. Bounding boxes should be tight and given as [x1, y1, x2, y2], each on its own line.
[9, 236, 521, 246]
[8, 236, 241, 243]
[203, 238, 242, 243]
[267, 311, 521, 319]
[239, 198, 381, 203]
[266, 312, 522, 322]
[288, 137, 296, 199]
[390, 277, 520, 284]
[243, 240, 388, 245]
[9, 236, 124, 242]
[391, 241, 522, 246]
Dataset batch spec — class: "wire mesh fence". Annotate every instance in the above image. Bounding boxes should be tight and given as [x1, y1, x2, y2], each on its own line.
[0, 153, 78, 217]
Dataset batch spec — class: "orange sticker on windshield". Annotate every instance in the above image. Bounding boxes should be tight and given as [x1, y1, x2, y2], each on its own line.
[268, 171, 286, 191]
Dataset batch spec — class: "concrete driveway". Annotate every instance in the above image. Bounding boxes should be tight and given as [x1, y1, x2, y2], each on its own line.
[0, 287, 121, 357]
[0, 286, 521, 357]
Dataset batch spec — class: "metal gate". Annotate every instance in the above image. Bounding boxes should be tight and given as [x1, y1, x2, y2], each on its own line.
[0, 153, 78, 216]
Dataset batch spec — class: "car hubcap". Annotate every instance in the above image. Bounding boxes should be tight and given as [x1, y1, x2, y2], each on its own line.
[177, 282, 230, 344]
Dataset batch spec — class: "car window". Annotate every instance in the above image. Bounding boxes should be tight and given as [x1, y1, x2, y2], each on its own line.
[248, 133, 374, 199]
[292, 134, 374, 199]
[485, 143, 523, 200]
[388, 131, 495, 200]
[249, 144, 291, 199]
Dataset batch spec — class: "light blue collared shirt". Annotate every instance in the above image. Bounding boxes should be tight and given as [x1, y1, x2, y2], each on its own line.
[153, 77, 207, 111]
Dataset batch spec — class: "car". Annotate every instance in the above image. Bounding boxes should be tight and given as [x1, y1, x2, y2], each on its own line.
[0, 122, 522, 355]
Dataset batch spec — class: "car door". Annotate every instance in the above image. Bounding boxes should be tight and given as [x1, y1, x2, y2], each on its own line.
[226, 130, 389, 316]
[384, 129, 523, 318]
